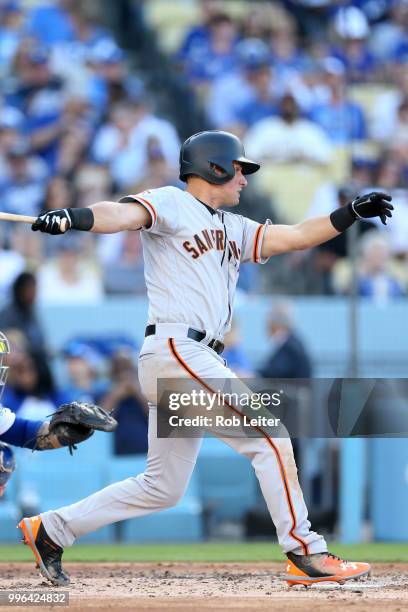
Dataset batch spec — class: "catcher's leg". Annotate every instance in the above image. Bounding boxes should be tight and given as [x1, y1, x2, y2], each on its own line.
[34, 407, 202, 548]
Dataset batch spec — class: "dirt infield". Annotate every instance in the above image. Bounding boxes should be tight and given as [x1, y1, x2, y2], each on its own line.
[0, 562, 407, 611]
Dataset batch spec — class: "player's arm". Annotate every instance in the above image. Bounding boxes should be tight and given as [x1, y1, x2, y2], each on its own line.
[0, 414, 61, 450]
[261, 192, 393, 258]
[31, 201, 151, 235]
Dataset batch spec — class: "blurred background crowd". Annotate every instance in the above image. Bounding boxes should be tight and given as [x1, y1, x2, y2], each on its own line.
[1, 0, 408, 303]
[0, 0, 407, 542]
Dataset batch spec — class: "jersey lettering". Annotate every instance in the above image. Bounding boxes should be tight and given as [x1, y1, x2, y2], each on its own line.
[194, 234, 208, 255]
[183, 229, 230, 260]
[183, 241, 200, 259]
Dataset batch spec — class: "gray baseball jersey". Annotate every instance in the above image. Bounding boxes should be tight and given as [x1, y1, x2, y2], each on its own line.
[119, 186, 271, 338]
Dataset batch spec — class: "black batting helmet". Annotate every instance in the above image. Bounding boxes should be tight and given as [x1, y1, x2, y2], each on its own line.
[179, 130, 260, 185]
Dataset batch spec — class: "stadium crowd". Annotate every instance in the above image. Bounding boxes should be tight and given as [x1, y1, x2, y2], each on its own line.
[0, 0, 408, 303]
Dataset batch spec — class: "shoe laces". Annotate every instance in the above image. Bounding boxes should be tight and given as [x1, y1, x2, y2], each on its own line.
[327, 553, 342, 562]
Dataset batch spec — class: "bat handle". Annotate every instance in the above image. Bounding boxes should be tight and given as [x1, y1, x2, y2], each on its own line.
[0, 212, 37, 224]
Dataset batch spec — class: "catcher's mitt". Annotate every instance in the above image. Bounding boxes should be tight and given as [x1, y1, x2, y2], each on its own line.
[47, 402, 118, 454]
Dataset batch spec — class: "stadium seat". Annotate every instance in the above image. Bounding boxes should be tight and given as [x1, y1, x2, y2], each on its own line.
[196, 436, 257, 522]
[107, 455, 203, 542]
[254, 163, 328, 224]
[14, 448, 113, 542]
[16, 450, 106, 502]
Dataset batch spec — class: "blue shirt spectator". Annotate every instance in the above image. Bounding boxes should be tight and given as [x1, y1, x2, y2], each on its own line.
[309, 57, 367, 143]
[178, 13, 239, 85]
[25, 2, 74, 44]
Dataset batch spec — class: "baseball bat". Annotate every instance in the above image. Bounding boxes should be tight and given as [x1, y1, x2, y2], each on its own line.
[0, 212, 36, 224]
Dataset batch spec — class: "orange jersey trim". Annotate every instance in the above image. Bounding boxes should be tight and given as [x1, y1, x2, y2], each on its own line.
[253, 224, 263, 263]
[133, 196, 157, 226]
[167, 337, 309, 555]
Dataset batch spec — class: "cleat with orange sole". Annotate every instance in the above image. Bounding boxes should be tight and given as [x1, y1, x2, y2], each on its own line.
[284, 552, 371, 587]
[18, 516, 69, 586]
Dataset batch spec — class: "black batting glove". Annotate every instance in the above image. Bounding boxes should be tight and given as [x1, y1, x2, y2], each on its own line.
[349, 192, 393, 225]
[32, 209, 72, 235]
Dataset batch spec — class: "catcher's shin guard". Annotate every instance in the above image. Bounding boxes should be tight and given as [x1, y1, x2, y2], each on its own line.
[18, 516, 69, 586]
[285, 552, 371, 587]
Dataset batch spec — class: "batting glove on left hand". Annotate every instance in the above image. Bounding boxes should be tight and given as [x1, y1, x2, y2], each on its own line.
[32, 209, 73, 235]
[349, 192, 393, 225]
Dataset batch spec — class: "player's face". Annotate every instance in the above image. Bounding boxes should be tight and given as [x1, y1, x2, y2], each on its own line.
[219, 162, 248, 207]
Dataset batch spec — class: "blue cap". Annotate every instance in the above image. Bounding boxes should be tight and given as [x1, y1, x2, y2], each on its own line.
[89, 39, 125, 65]
[62, 341, 102, 368]
[236, 38, 271, 71]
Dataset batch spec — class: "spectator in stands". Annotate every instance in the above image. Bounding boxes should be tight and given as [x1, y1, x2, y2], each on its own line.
[370, 63, 408, 142]
[92, 96, 179, 189]
[358, 231, 405, 301]
[387, 97, 408, 163]
[37, 235, 103, 304]
[0, 1, 25, 76]
[369, 156, 408, 257]
[257, 301, 313, 379]
[0, 225, 25, 300]
[0, 106, 25, 181]
[206, 38, 278, 129]
[283, 0, 333, 39]
[2, 348, 66, 421]
[178, 12, 239, 88]
[312, 184, 376, 294]
[245, 92, 333, 166]
[97, 228, 145, 295]
[74, 163, 112, 208]
[56, 94, 96, 177]
[25, 0, 74, 45]
[87, 39, 144, 113]
[330, 6, 378, 83]
[0, 140, 48, 217]
[309, 56, 367, 144]
[101, 350, 148, 455]
[176, 0, 223, 64]
[49, 5, 112, 71]
[223, 320, 254, 377]
[5, 42, 67, 171]
[0, 272, 46, 355]
[42, 176, 73, 212]
[61, 340, 106, 404]
[231, 60, 278, 133]
[268, 8, 309, 78]
[369, 0, 408, 64]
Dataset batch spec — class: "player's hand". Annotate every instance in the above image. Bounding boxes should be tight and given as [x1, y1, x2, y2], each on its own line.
[32, 209, 73, 234]
[349, 192, 393, 225]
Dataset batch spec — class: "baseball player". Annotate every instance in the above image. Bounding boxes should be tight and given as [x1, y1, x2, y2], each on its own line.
[19, 130, 393, 587]
[0, 331, 117, 494]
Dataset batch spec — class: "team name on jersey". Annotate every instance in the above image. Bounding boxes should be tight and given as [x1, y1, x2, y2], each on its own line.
[183, 229, 241, 260]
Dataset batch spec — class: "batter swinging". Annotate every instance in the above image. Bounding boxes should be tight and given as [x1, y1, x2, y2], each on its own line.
[19, 130, 393, 587]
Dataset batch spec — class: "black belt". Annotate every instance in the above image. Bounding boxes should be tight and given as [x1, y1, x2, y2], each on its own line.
[145, 324, 225, 355]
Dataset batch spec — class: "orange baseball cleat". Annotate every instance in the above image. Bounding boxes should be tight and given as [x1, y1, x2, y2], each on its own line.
[285, 551, 371, 587]
[18, 516, 69, 586]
